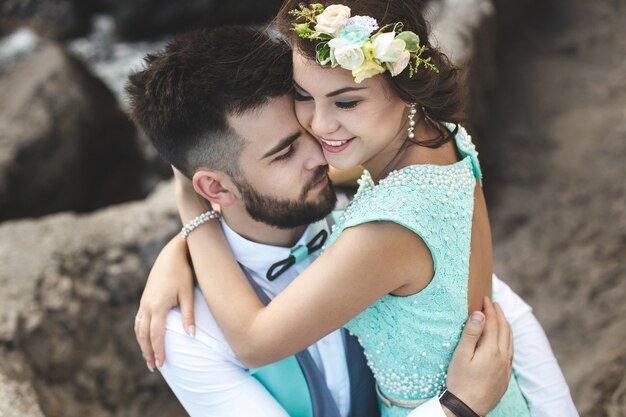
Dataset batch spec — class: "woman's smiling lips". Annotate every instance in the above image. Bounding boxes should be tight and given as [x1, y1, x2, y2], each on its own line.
[319, 136, 355, 153]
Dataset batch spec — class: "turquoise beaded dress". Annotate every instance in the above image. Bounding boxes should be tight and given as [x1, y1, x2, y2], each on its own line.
[324, 124, 530, 417]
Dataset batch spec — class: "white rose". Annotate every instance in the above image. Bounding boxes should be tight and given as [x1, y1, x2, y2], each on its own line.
[330, 38, 365, 70]
[372, 32, 407, 62]
[389, 50, 411, 76]
[315, 5, 351, 36]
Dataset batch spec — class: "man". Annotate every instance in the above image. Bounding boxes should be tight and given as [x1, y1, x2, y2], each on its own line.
[127, 27, 577, 417]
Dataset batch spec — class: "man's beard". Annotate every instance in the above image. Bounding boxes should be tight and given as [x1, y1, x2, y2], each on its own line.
[235, 166, 337, 229]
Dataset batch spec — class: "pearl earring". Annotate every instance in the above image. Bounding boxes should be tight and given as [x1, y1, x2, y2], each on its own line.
[407, 103, 417, 139]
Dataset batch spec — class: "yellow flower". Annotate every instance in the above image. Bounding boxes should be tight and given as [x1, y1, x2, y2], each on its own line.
[362, 41, 375, 60]
[352, 59, 385, 83]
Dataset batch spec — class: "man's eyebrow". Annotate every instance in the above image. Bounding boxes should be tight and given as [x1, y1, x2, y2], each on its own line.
[261, 131, 301, 159]
[293, 82, 367, 98]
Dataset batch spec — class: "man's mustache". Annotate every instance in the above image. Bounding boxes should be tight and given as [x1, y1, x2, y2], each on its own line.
[303, 165, 330, 195]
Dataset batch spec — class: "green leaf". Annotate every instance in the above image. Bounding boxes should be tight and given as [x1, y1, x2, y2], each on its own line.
[396, 31, 421, 52]
[311, 3, 325, 14]
[313, 32, 333, 40]
[316, 42, 331, 65]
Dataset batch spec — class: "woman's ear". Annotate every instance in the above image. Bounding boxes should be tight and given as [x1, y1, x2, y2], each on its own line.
[192, 169, 238, 207]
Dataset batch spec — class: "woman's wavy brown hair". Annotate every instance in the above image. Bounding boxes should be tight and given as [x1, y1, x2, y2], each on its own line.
[276, 0, 466, 147]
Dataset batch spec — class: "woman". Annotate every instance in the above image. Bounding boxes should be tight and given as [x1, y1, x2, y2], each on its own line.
[159, 1, 530, 416]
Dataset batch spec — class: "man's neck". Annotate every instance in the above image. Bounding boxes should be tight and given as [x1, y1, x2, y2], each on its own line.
[221, 210, 308, 248]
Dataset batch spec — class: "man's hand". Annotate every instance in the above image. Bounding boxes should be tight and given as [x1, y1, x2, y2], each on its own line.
[444, 297, 514, 416]
[135, 235, 196, 371]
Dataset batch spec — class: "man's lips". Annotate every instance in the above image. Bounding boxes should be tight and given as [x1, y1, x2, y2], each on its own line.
[319, 137, 354, 153]
[304, 168, 330, 194]
[311, 174, 329, 189]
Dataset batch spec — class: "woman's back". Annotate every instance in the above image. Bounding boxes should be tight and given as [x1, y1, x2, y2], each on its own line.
[324, 124, 529, 416]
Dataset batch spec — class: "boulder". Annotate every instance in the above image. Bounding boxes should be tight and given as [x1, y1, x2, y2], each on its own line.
[0, 180, 186, 417]
[0, 40, 147, 221]
[486, 0, 626, 415]
[94, 0, 284, 41]
[0, 0, 90, 39]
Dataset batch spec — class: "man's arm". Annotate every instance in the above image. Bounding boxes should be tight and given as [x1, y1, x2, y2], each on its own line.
[156, 292, 509, 417]
[159, 290, 290, 417]
[493, 275, 578, 417]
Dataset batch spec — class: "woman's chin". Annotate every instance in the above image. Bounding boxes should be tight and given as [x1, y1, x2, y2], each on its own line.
[326, 157, 358, 172]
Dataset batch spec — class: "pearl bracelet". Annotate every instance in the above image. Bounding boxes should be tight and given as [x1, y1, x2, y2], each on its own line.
[180, 210, 221, 240]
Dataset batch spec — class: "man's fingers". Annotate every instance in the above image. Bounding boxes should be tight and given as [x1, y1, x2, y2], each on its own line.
[494, 302, 510, 355]
[494, 302, 514, 364]
[479, 296, 497, 347]
[179, 284, 196, 338]
[454, 311, 486, 361]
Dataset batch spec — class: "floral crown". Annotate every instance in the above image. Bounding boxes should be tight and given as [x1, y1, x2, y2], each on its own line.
[289, 3, 438, 83]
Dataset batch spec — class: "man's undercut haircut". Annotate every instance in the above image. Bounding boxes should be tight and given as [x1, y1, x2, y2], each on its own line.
[126, 26, 293, 178]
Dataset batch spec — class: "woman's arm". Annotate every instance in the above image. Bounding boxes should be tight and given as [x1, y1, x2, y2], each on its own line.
[177, 183, 433, 368]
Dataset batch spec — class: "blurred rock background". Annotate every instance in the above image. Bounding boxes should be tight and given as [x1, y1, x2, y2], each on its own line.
[0, 0, 623, 416]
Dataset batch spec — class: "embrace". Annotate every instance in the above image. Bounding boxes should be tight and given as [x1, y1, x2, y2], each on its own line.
[127, 1, 578, 416]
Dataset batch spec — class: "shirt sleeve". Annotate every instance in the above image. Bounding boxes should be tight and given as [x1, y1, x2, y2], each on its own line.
[159, 292, 290, 417]
[406, 397, 448, 417]
[492, 274, 579, 417]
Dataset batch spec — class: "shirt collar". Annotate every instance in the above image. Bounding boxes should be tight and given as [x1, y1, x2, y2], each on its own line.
[220, 217, 330, 279]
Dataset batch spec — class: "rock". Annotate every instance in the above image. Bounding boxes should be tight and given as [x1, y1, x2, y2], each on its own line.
[0, 0, 90, 39]
[0, 180, 186, 417]
[428, 0, 496, 66]
[0, 39, 148, 221]
[0, 350, 46, 417]
[96, 0, 284, 41]
[485, 1, 626, 416]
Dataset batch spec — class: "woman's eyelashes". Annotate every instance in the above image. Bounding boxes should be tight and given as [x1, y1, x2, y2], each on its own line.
[295, 90, 360, 109]
[335, 100, 360, 109]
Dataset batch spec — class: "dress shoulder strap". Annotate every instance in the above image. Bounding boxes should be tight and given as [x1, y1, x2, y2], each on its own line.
[443, 122, 483, 183]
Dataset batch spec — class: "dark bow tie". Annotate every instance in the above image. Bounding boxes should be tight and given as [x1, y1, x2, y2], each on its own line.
[266, 229, 328, 281]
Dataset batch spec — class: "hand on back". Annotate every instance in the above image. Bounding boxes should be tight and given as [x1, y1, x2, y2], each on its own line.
[134, 235, 196, 371]
[445, 297, 514, 416]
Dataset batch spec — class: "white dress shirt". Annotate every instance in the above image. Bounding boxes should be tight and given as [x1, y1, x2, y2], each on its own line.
[159, 217, 577, 417]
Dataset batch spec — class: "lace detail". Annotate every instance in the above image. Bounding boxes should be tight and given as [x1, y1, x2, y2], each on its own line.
[325, 126, 530, 416]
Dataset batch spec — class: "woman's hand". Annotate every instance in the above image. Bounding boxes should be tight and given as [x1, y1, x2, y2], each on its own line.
[172, 166, 212, 224]
[135, 234, 195, 371]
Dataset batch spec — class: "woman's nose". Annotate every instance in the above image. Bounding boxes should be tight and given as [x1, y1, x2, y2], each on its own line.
[310, 105, 340, 137]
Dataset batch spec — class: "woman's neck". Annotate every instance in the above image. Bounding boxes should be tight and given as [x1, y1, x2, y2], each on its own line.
[363, 114, 446, 183]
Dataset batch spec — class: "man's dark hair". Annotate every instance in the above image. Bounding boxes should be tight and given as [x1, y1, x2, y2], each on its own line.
[126, 26, 293, 178]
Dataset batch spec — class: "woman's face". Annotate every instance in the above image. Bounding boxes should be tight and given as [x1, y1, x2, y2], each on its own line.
[292, 49, 410, 172]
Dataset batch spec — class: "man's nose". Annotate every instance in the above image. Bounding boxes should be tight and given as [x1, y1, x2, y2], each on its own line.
[302, 134, 327, 170]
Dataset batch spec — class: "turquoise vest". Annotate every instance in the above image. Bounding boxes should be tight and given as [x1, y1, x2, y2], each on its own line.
[242, 214, 379, 417]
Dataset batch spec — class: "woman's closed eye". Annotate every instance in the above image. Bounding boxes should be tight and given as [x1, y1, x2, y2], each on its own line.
[335, 100, 360, 110]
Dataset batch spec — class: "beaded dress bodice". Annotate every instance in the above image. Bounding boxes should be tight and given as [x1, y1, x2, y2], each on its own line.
[324, 125, 530, 417]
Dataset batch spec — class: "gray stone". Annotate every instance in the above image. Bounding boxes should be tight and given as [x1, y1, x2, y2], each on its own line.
[0, 181, 185, 416]
[0, 0, 90, 39]
[0, 40, 147, 221]
[96, 0, 284, 41]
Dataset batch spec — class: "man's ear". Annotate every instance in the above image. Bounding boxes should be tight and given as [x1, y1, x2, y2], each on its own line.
[192, 169, 239, 207]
